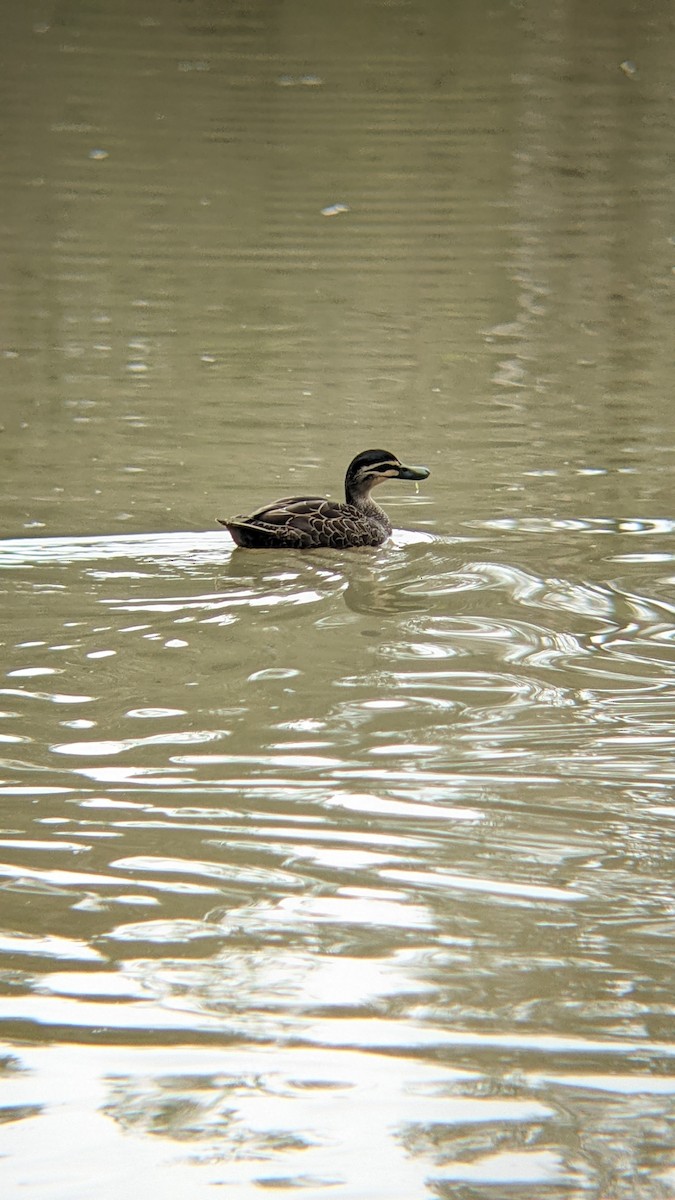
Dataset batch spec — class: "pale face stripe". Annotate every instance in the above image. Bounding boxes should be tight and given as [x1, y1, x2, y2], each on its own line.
[355, 462, 399, 482]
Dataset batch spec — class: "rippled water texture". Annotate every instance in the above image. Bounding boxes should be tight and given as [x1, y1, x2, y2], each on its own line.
[1, 0, 675, 1197]
[2, 523, 674, 1197]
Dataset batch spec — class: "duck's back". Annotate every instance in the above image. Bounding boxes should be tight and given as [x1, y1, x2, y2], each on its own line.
[219, 495, 389, 549]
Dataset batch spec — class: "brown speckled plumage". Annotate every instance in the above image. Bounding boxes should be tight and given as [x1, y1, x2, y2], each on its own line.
[217, 449, 430, 550]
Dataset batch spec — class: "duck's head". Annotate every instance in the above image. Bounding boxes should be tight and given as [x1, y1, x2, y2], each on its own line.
[345, 449, 430, 502]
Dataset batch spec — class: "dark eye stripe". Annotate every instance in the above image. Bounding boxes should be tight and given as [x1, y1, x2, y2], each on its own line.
[358, 462, 396, 478]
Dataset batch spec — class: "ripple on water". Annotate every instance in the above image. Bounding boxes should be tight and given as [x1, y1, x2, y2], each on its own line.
[0, 528, 674, 1198]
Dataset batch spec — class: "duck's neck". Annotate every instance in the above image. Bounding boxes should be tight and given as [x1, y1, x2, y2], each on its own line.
[345, 482, 392, 533]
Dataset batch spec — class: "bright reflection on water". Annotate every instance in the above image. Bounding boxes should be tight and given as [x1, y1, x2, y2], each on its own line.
[1, 521, 674, 1198]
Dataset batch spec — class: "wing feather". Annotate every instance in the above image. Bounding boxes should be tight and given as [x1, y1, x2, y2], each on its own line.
[217, 495, 389, 548]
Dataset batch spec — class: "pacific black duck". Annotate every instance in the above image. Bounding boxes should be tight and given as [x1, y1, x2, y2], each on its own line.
[218, 448, 430, 549]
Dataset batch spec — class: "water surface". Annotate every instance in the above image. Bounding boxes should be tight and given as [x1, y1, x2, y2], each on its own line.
[1, 1, 674, 1197]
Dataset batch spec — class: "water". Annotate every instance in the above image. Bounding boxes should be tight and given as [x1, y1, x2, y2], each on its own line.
[1, 1, 675, 1197]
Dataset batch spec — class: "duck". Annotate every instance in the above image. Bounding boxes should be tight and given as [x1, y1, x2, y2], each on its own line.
[217, 448, 430, 549]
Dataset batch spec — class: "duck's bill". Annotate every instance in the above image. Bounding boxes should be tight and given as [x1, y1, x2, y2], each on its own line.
[396, 463, 430, 481]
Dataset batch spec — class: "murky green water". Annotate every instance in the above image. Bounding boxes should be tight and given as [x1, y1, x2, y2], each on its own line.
[1, 1, 674, 1197]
